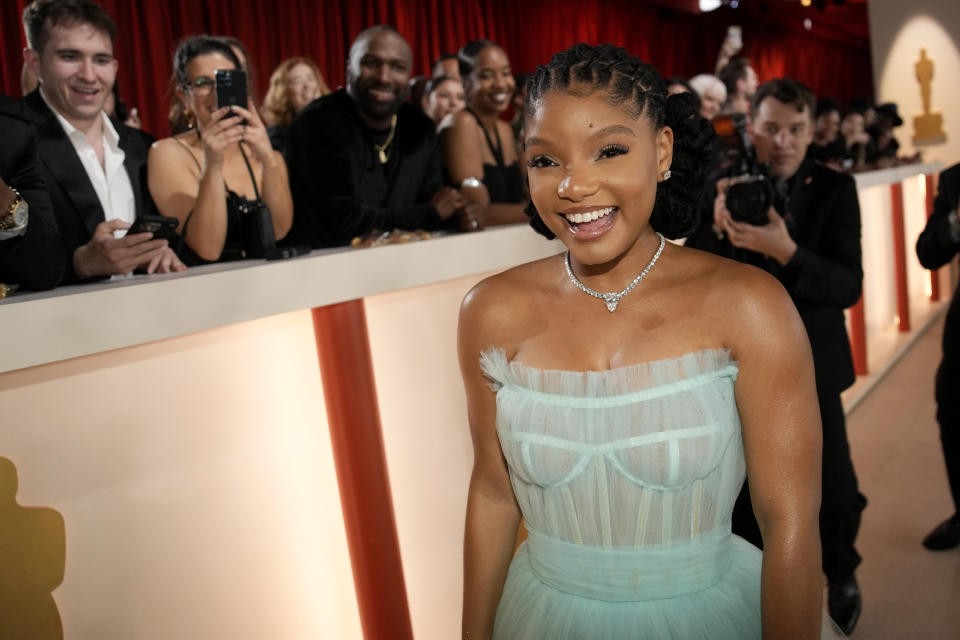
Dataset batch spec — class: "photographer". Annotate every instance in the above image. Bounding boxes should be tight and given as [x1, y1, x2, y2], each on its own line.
[687, 78, 865, 635]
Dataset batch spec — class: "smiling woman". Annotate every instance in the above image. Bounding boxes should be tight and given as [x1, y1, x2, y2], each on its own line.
[439, 40, 527, 231]
[458, 43, 844, 639]
[147, 35, 293, 265]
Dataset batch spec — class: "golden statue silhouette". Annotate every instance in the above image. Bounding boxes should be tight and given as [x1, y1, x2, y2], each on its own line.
[0, 457, 65, 640]
[913, 48, 946, 144]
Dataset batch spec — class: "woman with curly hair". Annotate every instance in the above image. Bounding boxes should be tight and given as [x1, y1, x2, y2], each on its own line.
[459, 43, 842, 639]
[262, 57, 330, 150]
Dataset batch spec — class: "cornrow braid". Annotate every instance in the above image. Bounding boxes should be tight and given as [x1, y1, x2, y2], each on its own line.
[523, 43, 717, 240]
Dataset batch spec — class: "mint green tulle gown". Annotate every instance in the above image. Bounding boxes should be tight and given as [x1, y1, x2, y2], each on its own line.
[479, 347, 842, 639]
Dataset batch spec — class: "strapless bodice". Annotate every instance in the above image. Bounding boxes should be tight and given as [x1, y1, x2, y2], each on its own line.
[480, 347, 743, 548]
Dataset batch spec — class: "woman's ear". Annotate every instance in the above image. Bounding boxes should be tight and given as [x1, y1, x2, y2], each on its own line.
[658, 125, 674, 174]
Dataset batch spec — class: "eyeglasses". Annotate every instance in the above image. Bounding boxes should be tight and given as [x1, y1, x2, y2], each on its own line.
[184, 76, 215, 96]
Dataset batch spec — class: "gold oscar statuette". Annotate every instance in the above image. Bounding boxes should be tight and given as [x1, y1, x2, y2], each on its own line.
[913, 48, 946, 145]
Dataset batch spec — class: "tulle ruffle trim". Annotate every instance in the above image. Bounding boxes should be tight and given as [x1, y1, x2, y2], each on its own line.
[480, 347, 738, 398]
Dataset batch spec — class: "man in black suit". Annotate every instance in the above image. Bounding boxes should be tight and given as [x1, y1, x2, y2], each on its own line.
[917, 163, 960, 550]
[285, 25, 470, 248]
[0, 96, 66, 292]
[687, 78, 865, 634]
[15, 0, 183, 283]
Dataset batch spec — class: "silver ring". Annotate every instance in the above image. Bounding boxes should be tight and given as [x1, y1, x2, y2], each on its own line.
[470, 219, 479, 230]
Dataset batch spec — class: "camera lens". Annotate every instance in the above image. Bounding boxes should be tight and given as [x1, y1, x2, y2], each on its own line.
[726, 181, 772, 226]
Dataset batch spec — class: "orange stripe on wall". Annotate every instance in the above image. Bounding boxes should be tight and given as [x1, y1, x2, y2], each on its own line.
[312, 301, 414, 640]
[890, 182, 911, 332]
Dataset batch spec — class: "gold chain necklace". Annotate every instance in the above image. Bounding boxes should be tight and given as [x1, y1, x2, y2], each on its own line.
[374, 115, 398, 164]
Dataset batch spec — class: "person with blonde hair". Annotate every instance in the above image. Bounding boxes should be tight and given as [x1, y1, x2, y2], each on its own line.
[689, 74, 726, 121]
[262, 57, 330, 150]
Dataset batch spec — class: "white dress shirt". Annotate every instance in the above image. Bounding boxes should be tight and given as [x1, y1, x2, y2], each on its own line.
[41, 89, 136, 238]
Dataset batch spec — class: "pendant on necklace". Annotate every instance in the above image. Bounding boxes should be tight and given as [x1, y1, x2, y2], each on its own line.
[604, 293, 620, 313]
[378, 149, 388, 164]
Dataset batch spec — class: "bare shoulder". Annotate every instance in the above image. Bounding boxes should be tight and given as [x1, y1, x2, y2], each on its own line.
[149, 136, 179, 157]
[678, 246, 803, 358]
[149, 134, 196, 163]
[459, 255, 559, 353]
[449, 108, 479, 131]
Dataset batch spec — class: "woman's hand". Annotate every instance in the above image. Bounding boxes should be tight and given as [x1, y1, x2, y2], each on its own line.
[198, 106, 245, 168]
[230, 100, 274, 162]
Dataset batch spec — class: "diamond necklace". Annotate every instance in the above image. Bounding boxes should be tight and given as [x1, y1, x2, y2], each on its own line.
[564, 232, 666, 312]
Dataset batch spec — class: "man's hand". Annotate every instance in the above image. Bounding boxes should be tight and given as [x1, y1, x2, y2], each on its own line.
[73, 219, 172, 279]
[141, 246, 187, 275]
[721, 206, 798, 265]
[0, 177, 16, 213]
[430, 187, 467, 220]
[714, 178, 798, 265]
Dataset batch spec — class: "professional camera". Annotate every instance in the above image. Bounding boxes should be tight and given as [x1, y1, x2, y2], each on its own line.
[712, 114, 789, 226]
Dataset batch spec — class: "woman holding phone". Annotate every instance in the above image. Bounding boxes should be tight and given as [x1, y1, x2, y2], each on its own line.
[148, 35, 293, 264]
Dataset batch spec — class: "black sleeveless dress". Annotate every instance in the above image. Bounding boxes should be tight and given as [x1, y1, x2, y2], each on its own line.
[175, 138, 271, 265]
[464, 108, 525, 204]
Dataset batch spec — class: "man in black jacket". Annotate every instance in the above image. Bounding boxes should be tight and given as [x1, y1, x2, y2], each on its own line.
[0, 95, 66, 292]
[688, 78, 865, 634]
[916, 163, 960, 551]
[13, 0, 183, 284]
[284, 25, 469, 248]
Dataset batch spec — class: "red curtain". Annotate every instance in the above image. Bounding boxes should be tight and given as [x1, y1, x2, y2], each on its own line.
[0, 0, 873, 138]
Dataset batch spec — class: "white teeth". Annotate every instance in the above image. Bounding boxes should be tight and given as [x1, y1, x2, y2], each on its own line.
[564, 206, 615, 224]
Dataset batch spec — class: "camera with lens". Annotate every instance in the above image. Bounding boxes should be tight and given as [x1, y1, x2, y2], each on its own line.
[712, 113, 789, 226]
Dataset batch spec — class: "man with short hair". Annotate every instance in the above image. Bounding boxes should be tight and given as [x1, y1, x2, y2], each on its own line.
[285, 25, 469, 248]
[12, 0, 183, 283]
[718, 56, 758, 116]
[431, 53, 460, 80]
[688, 78, 865, 635]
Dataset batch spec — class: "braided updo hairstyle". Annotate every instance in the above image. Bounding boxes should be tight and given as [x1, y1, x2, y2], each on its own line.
[524, 43, 716, 240]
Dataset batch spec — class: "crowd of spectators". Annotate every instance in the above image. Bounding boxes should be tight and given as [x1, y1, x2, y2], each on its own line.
[0, 0, 922, 299]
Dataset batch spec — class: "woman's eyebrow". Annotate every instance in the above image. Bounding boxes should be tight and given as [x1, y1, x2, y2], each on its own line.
[525, 136, 550, 148]
[587, 124, 635, 140]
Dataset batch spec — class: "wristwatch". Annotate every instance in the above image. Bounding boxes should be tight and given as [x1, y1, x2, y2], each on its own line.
[0, 187, 28, 230]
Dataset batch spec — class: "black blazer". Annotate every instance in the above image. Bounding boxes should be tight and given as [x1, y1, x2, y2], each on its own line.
[689, 159, 863, 394]
[17, 89, 157, 283]
[917, 163, 960, 399]
[284, 89, 445, 248]
[0, 95, 66, 290]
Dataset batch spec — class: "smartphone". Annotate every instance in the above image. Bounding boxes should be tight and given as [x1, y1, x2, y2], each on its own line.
[264, 245, 312, 261]
[215, 68, 248, 112]
[727, 25, 742, 50]
[127, 215, 179, 241]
